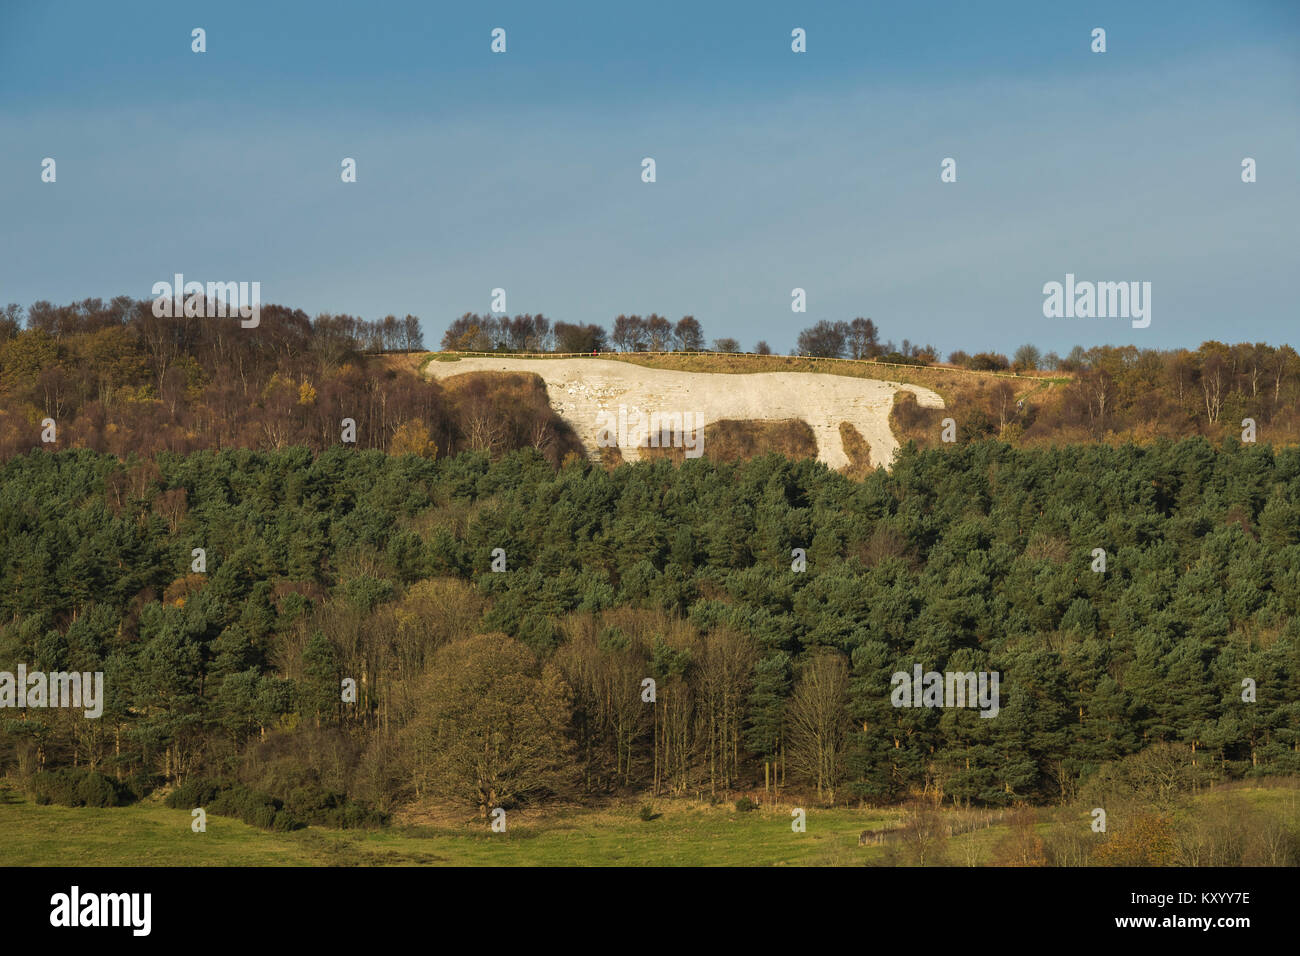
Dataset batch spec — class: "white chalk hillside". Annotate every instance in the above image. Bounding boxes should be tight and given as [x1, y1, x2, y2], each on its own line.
[427, 357, 945, 469]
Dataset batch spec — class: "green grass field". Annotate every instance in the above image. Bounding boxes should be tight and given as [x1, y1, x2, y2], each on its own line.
[2, 783, 1295, 866]
[0, 784, 912, 867]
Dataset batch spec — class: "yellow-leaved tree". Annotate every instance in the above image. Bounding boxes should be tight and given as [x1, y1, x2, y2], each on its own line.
[412, 634, 575, 817]
[390, 418, 435, 458]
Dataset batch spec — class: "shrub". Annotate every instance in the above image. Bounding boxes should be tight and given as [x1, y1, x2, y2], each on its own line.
[76, 771, 121, 808]
[166, 778, 304, 832]
[29, 768, 127, 808]
[969, 352, 1010, 372]
[165, 778, 222, 810]
[28, 770, 72, 806]
[735, 796, 758, 813]
[163, 778, 383, 831]
[122, 771, 164, 802]
[284, 785, 389, 829]
[1092, 812, 1176, 867]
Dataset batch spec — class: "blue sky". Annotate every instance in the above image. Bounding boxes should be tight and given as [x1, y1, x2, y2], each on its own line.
[2, 0, 1297, 356]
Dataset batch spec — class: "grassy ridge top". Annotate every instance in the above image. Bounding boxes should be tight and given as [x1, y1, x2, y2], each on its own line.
[411, 350, 1068, 404]
[410, 348, 1300, 451]
[407, 351, 1074, 462]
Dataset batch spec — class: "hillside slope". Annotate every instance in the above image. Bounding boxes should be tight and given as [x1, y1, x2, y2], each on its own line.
[424, 356, 944, 468]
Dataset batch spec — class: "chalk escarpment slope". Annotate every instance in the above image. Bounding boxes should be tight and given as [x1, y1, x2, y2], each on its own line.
[426, 357, 945, 469]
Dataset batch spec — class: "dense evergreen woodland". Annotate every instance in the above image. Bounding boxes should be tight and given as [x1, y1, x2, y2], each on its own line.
[2, 438, 1298, 818]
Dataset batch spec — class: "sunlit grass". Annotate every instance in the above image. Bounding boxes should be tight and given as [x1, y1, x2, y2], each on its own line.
[3, 782, 1294, 867]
